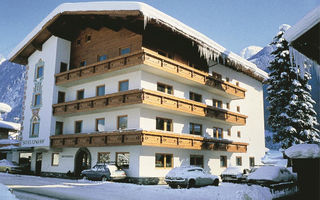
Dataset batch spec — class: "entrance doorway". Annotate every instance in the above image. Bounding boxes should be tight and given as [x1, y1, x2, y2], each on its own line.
[74, 148, 91, 177]
[35, 153, 42, 175]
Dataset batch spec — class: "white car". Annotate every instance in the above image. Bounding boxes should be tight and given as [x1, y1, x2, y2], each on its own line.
[247, 166, 297, 185]
[165, 166, 219, 188]
[221, 166, 248, 182]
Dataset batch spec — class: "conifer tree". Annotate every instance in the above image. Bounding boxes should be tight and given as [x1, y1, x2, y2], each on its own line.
[267, 27, 319, 149]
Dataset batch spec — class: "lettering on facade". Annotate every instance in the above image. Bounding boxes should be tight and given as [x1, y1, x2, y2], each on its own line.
[22, 139, 45, 145]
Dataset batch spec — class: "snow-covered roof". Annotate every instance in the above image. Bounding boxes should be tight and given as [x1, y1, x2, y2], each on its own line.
[0, 120, 21, 131]
[285, 143, 320, 159]
[284, 5, 320, 43]
[9, 1, 268, 81]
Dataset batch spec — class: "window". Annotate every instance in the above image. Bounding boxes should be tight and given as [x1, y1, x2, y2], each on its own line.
[97, 55, 107, 62]
[60, 62, 68, 73]
[190, 155, 203, 168]
[75, 120, 82, 133]
[58, 91, 65, 103]
[226, 103, 230, 109]
[157, 50, 167, 57]
[227, 129, 231, 136]
[157, 83, 173, 95]
[189, 92, 202, 103]
[189, 123, 202, 136]
[77, 89, 84, 100]
[226, 77, 230, 82]
[249, 157, 255, 167]
[96, 118, 105, 132]
[155, 153, 173, 168]
[213, 127, 223, 139]
[156, 117, 172, 132]
[34, 94, 41, 106]
[237, 131, 241, 138]
[97, 152, 110, 163]
[85, 35, 91, 42]
[55, 121, 63, 135]
[117, 115, 127, 130]
[80, 61, 86, 67]
[119, 80, 129, 91]
[213, 99, 222, 108]
[36, 66, 44, 79]
[120, 47, 131, 55]
[76, 39, 81, 45]
[220, 156, 227, 167]
[236, 156, 242, 166]
[51, 153, 59, 166]
[237, 106, 240, 112]
[96, 85, 105, 96]
[116, 152, 130, 169]
[31, 121, 40, 137]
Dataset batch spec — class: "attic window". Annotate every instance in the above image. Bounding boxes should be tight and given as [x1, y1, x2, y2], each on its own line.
[85, 35, 91, 42]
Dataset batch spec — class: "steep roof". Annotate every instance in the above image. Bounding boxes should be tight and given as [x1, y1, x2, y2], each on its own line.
[0, 120, 21, 131]
[9, 1, 268, 81]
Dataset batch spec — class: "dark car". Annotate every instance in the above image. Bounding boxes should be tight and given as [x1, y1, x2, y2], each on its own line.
[81, 163, 126, 181]
[165, 166, 219, 188]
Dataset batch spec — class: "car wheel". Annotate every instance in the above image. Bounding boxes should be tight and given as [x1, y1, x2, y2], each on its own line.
[5, 169, 9, 173]
[169, 184, 177, 189]
[212, 179, 219, 186]
[187, 179, 195, 189]
[82, 175, 88, 180]
[101, 176, 108, 182]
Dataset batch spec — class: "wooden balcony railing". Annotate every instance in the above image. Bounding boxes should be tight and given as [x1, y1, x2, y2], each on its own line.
[55, 48, 246, 99]
[50, 130, 248, 153]
[52, 89, 247, 125]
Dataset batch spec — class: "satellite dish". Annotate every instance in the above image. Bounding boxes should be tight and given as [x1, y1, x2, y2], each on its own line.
[0, 103, 12, 113]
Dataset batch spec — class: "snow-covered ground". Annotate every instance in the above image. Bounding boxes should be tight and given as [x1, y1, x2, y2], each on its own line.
[0, 173, 276, 200]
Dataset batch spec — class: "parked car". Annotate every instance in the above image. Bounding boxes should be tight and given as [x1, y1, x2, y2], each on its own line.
[0, 159, 23, 174]
[247, 166, 297, 185]
[165, 166, 219, 188]
[221, 166, 249, 182]
[81, 163, 126, 181]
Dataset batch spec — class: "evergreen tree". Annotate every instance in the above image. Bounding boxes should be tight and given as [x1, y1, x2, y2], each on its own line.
[267, 27, 320, 149]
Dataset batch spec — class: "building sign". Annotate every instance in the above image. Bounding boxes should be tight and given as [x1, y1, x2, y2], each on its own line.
[22, 138, 48, 147]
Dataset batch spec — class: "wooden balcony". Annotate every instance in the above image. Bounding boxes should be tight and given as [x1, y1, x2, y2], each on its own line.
[50, 130, 248, 153]
[55, 48, 246, 99]
[53, 89, 247, 126]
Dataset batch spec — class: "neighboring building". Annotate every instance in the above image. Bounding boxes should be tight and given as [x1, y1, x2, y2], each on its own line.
[0, 103, 20, 162]
[9, 2, 267, 183]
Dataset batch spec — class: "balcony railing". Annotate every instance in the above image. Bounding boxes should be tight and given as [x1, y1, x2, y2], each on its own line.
[55, 48, 246, 99]
[53, 89, 247, 125]
[50, 130, 248, 153]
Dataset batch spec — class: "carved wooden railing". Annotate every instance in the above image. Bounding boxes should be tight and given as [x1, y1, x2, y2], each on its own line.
[50, 130, 248, 153]
[52, 89, 247, 125]
[55, 48, 246, 99]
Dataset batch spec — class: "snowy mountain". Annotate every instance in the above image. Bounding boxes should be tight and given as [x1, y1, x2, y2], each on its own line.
[239, 46, 263, 59]
[0, 60, 25, 122]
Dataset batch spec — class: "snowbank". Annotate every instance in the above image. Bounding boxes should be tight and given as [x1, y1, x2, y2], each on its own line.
[0, 183, 17, 200]
[9, 1, 268, 81]
[285, 143, 320, 159]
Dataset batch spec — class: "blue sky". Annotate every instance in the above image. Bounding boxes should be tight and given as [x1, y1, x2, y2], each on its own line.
[0, 0, 318, 59]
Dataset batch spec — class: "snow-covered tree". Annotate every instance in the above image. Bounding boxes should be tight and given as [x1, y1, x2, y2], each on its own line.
[267, 25, 320, 149]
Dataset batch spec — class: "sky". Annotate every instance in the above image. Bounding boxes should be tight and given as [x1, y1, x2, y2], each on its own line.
[0, 0, 318, 60]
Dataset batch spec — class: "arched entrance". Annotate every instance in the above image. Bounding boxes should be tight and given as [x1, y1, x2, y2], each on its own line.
[74, 148, 91, 177]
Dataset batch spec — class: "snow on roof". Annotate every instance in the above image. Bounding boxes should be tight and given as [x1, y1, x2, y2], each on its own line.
[284, 5, 320, 43]
[0, 103, 12, 113]
[221, 166, 243, 176]
[0, 145, 20, 150]
[0, 139, 19, 145]
[285, 143, 320, 159]
[8, 1, 268, 81]
[0, 120, 21, 131]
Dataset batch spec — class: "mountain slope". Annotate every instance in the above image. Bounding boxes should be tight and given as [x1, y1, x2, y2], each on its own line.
[0, 60, 25, 122]
[239, 46, 263, 59]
